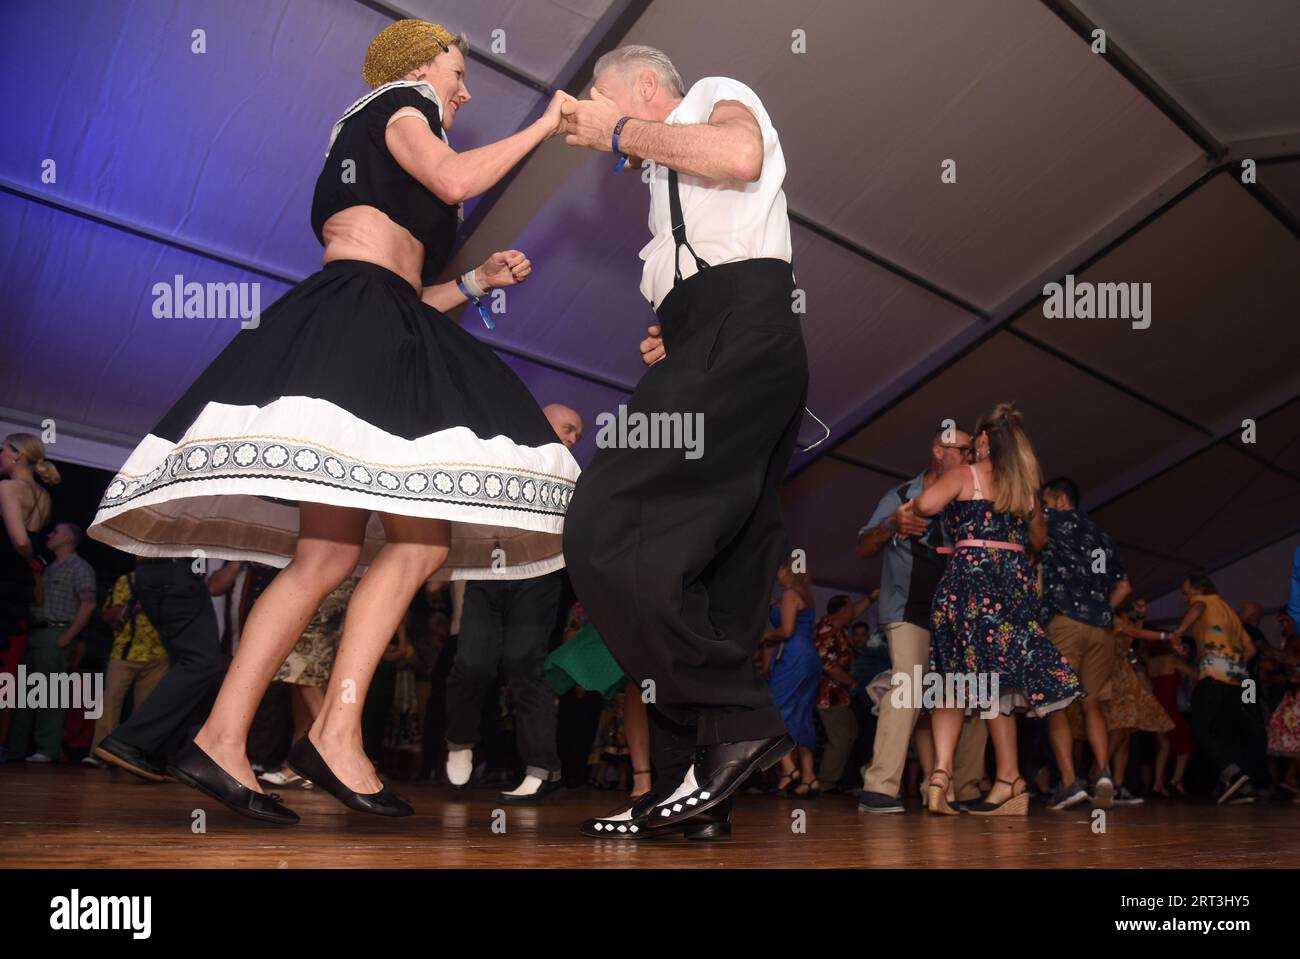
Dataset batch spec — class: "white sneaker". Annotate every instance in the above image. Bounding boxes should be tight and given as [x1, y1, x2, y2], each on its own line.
[81, 755, 106, 768]
[25, 753, 56, 764]
[258, 768, 304, 786]
[446, 748, 473, 787]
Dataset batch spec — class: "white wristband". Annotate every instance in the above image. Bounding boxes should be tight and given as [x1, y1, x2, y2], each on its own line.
[461, 269, 488, 298]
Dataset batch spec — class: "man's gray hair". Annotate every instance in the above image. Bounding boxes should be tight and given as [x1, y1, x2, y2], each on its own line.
[593, 44, 685, 97]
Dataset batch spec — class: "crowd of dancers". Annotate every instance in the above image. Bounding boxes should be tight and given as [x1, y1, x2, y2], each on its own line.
[5, 409, 1298, 831]
[3, 22, 1299, 842]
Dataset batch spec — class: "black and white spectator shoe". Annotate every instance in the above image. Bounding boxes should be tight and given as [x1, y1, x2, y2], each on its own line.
[646, 734, 793, 830]
[581, 789, 733, 840]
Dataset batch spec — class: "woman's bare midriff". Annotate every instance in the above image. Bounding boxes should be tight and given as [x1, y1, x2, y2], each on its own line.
[321, 206, 425, 292]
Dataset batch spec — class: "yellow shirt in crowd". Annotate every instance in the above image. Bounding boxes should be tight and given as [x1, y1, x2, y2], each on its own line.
[104, 574, 168, 664]
[1191, 593, 1249, 685]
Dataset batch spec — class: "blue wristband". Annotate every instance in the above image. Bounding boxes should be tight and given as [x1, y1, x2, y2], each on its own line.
[611, 115, 631, 172]
[456, 276, 495, 330]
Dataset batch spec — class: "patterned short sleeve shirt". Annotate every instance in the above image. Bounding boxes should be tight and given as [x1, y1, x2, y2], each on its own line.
[1041, 508, 1126, 628]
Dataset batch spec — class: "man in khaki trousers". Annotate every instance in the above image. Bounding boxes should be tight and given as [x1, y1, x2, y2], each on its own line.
[856, 428, 988, 813]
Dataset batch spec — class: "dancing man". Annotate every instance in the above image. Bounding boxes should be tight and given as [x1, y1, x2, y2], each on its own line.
[1039, 477, 1131, 810]
[444, 404, 583, 803]
[561, 46, 808, 838]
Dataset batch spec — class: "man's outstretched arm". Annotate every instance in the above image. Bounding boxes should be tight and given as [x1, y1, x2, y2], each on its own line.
[562, 90, 763, 183]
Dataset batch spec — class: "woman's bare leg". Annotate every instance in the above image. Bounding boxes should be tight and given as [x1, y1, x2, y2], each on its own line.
[1111, 728, 1132, 785]
[915, 714, 936, 792]
[798, 745, 817, 785]
[193, 503, 367, 790]
[308, 513, 449, 793]
[982, 713, 1021, 804]
[1172, 751, 1190, 788]
[622, 682, 652, 798]
[930, 708, 963, 800]
[1153, 732, 1171, 791]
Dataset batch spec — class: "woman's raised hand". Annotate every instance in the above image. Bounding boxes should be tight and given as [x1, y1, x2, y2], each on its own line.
[541, 89, 577, 138]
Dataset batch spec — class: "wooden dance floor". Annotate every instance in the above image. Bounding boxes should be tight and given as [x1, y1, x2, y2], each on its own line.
[2, 765, 1296, 869]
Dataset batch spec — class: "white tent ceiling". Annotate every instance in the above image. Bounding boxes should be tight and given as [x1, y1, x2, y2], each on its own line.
[3, 0, 1298, 605]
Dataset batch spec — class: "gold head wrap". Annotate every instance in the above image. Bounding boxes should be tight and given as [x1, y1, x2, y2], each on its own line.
[363, 19, 457, 89]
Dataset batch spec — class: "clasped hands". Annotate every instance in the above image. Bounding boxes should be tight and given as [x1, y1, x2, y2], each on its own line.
[542, 88, 663, 365]
[540, 86, 624, 151]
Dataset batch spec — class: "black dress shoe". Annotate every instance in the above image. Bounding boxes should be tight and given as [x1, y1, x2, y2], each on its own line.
[581, 790, 733, 840]
[167, 742, 299, 826]
[286, 736, 413, 817]
[646, 733, 793, 830]
[498, 776, 565, 804]
[95, 736, 170, 782]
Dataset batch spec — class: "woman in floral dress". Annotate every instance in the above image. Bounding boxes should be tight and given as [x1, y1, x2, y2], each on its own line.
[908, 404, 1080, 816]
[1100, 604, 1174, 800]
[1265, 619, 1300, 797]
[259, 576, 359, 787]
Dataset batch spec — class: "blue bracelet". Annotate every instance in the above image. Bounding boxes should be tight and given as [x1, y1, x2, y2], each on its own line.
[611, 115, 631, 172]
[456, 276, 495, 330]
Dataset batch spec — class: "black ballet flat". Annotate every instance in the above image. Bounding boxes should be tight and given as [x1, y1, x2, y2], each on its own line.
[167, 742, 300, 826]
[286, 736, 413, 817]
[647, 734, 793, 830]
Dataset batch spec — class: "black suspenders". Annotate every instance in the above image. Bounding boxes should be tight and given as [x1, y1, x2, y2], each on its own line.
[668, 168, 709, 285]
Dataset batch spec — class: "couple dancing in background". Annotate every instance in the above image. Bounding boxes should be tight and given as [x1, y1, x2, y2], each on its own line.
[88, 19, 810, 839]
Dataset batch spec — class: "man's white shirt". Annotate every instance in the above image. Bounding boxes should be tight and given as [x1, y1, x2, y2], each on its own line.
[639, 77, 792, 308]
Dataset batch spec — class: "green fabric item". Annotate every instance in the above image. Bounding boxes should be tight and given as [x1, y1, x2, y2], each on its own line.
[545, 623, 626, 699]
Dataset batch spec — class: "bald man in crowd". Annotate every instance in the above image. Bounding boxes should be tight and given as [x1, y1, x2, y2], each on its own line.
[443, 403, 584, 802]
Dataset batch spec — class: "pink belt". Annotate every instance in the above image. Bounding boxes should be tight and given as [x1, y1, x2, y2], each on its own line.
[956, 539, 1025, 552]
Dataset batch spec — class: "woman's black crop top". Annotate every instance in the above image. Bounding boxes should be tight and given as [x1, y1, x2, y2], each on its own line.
[310, 85, 459, 285]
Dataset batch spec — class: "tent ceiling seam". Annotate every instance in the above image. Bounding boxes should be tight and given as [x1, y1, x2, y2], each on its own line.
[348, 0, 552, 93]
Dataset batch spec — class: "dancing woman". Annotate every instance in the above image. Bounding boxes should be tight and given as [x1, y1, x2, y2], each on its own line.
[907, 404, 1080, 816]
[0, 434, 57, 759]
[1102, 602, 1173, 803]
[88, 20, 579, 823]
[763, 558, 819, 796]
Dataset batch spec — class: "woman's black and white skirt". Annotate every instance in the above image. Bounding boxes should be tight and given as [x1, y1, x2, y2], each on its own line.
[88, 260, 579, 580]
